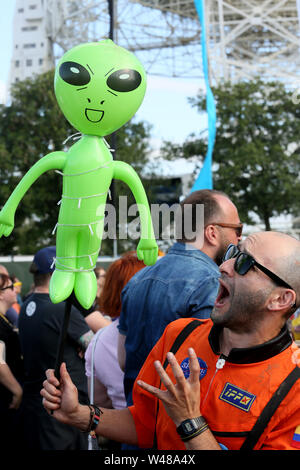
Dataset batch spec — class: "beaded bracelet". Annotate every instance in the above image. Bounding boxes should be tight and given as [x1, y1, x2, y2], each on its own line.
[86, 405, 94, 432]
[86, 404, 102, 433]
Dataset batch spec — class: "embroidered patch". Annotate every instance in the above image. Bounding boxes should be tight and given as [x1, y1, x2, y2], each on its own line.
[219, 382, 256, 412]
[291, 425, 300, 449]
[180, 357, 207, 380]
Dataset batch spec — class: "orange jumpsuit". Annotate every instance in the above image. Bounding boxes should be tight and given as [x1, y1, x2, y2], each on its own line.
[129, 318, 300, 450]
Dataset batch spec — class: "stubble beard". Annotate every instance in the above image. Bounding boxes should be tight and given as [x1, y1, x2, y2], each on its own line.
[215, 242, 229, 266]
[214, 231, 235, 266]
[211, 285, 272, 334]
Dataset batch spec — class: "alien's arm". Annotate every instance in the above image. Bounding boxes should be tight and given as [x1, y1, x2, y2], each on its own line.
[0, 151, 67, 237]
[113, 160, 158, 265]
[113, 160, 155, 239]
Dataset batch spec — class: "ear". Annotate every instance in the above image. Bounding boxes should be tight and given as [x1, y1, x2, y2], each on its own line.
[204, 224, 219, 247]
[267, 288, 296, 312]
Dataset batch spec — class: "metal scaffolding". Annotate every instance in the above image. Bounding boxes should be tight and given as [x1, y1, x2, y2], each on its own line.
[46, 0, 300, 84]
[9, 1, 300, 87]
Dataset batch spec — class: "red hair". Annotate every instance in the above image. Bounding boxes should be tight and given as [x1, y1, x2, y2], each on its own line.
[99, 251, 145, 318]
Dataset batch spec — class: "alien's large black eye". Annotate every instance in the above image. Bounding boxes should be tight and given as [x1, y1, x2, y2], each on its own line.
[59, 61, 91, 86]
[106, 69, 142, 92]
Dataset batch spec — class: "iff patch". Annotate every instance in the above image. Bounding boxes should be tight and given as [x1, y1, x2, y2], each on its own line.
[219, 382, 256, 412]
[180, 357, 207, 380]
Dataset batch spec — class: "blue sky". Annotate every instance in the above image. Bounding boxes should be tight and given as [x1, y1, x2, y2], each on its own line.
[0, 1, 206, 149]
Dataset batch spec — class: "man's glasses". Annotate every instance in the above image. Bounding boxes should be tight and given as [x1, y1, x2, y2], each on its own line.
[211, 222, 243, 238]
[223, 244, 295, 292]
[0, 283, 14, 291]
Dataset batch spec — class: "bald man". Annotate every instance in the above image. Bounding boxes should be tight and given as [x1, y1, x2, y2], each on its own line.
[41, 232, 300, 451]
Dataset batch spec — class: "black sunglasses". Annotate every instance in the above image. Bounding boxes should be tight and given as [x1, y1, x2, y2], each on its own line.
[0, 283, 14, 291]
[223, 244, 295, 292]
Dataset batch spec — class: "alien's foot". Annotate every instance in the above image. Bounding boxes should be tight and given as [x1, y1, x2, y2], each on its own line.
[74, 271, 97, 310]
[49, 270, 75, 304]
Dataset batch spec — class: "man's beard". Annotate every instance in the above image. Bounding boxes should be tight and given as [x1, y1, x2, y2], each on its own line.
[215, 235, 232, 266]
[211, 283, 272, 334]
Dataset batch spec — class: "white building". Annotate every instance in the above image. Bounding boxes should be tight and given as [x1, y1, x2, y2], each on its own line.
[9, 0, 54, 87]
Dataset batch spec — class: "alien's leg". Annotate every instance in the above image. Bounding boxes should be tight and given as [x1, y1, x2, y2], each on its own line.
[73, 219, 104, 310]
[49, 226, 77, 304]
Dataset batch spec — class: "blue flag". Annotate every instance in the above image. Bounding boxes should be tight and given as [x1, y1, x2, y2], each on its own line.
[191, 0, 216, 191]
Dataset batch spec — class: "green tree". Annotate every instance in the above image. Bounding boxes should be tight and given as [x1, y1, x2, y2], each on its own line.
[0, 70, 153, 255]
[161, 79, 300, 230]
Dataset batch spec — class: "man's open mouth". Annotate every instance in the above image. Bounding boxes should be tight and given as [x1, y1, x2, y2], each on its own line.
[215, 280, 230, 308]
[85, 108, 104, 123]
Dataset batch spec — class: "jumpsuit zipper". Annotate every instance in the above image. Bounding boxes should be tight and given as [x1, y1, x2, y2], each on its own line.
[202, 354, 226, 408]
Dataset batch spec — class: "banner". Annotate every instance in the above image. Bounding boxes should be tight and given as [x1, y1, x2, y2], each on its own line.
[191, 0, 216, 191]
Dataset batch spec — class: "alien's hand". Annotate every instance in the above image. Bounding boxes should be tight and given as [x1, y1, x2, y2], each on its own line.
[0, 209, 15, 237]
[137, 238, 158, 266]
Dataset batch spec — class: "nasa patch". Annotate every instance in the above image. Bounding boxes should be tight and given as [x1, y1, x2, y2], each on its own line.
[180, 357, 207, 380]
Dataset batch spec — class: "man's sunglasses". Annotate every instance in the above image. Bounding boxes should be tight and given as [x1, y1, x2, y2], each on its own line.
[211, 222, 243, 238]
[223, 244, 295, 292]
[0, 283, 14, 291]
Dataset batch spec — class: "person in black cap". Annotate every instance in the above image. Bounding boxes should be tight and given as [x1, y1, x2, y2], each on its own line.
[18, 246, 94, 450]
[22, 247, 110, 332]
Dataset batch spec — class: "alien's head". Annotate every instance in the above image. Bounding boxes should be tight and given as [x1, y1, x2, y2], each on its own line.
[54, 40, 146, 136]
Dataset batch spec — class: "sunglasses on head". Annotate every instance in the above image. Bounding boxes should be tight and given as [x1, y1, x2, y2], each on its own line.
[223, 244, 295, 293]
[13, 281, 22, 287]
[211, 222, 243, 238]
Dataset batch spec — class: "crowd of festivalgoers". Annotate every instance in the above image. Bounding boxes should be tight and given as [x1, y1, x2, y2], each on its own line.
[1, 190, 300, 451]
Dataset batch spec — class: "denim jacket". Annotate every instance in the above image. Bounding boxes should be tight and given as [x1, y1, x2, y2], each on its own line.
[118, 242, 220, 405]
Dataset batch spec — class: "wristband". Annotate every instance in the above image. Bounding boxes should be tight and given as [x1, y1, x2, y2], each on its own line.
[91, 405, 102, 431]
[86, 404, 102, 433]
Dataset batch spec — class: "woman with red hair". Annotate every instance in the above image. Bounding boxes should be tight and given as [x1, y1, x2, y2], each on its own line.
[85, 252, 145, 413]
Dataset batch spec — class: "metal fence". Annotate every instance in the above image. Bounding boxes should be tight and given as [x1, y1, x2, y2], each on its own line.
[0, 256, 117, 300]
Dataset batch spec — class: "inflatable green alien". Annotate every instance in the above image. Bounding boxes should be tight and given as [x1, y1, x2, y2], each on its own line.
[0, 40, 158, 309]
